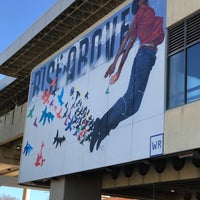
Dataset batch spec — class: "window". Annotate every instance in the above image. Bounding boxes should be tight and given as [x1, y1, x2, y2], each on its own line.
[167, 13, 200, 109]
[187, 43, 200, 103]
[168, 51, 184, 108]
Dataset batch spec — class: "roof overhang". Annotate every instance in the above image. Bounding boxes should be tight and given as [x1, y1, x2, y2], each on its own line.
[0, 0, 127, 116]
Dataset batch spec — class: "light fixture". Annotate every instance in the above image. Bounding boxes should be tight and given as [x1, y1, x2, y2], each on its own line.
[16, 145, 21, 150]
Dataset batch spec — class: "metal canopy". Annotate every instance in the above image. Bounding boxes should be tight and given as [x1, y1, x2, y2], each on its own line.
[0, 0, 126, 116]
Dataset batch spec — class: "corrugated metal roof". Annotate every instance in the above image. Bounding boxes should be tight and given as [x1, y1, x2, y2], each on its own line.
[0, 0, 127, 116]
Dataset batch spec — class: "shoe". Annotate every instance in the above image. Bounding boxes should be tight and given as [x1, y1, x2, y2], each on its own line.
[96, 131, 108, 150]
[89, 118, 101, 152]
[89, 133, 99, 152]
[96, 136, 102, 151]
[93, 118, 101, 133]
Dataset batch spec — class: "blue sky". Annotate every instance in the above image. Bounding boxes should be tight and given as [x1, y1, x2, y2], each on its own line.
[0, 0, 56, 198]
[0, 0, 56, 53]
[0, 187, 49, 200]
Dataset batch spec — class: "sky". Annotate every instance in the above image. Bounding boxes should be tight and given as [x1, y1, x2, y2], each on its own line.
[0, 0, 57, 82]
[0, 187, 49, 200]
[0, 0, 56, 199]
[0, 0, 57, 86]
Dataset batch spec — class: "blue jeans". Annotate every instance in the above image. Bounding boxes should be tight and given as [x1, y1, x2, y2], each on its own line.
[100, 46, 157, 134]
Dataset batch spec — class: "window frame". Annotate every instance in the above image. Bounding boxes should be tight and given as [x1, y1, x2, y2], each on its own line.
[167, 12, 200, 109]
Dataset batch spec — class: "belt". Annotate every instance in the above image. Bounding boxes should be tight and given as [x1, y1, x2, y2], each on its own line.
[140, 43, 157, 51]
[141, 43, 156, 48]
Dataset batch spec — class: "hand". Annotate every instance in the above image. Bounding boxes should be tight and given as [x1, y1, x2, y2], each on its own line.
[109, 71, 120, 85]
[104, 63, 116, 78]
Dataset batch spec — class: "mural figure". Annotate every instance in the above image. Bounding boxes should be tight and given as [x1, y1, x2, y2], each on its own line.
[53, 130, 66, 148]
[90, 0, 165, 152]
[23, 141, 33, 156]
[35, 141, 45, 167]
[27, 105, 35, 119]
[39, 106, 55, 125]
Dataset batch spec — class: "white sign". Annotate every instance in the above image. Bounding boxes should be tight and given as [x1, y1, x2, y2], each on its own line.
[150, 133, 164, 157]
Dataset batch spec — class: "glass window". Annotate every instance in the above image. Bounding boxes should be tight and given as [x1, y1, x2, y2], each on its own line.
[168, 51, 185, 109]
[187, 43, 200, 103]
[168, 12, 200, 109]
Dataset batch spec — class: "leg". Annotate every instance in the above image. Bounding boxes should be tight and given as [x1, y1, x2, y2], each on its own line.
[90, 47, 156, 152]
[122, 47, 156, 118]
[90, 97, 126, 152]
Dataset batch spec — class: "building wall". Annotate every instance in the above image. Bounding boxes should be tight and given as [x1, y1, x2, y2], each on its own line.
[165, 101, 200, 154]
[167, 0, 200, 27]
[0, 103, 26, 143]
[1, 0, 200, 171]
[165, 0, 200, 155]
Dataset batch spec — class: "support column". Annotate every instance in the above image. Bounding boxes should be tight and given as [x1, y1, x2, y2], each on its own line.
[22, 188, 30, 200]
[50, 177, 66, 200]
[50, 173, 102, 200]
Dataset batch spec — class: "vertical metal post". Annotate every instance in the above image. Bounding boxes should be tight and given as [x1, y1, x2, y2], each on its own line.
[153, 183, 155, 200]
[22, 188, 30, 200]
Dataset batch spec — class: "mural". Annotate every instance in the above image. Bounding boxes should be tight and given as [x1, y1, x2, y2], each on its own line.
[19, 0, 166, 183]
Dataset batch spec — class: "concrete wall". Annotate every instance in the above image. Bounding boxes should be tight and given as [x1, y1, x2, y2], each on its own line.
[167, 0, 200, 27]
[0, 103, 26, 143]
[165, 101, 200, 154]
[102, 159, 199, 188]
[1, 0, 200, 167]
[165, 0, 200, 155]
